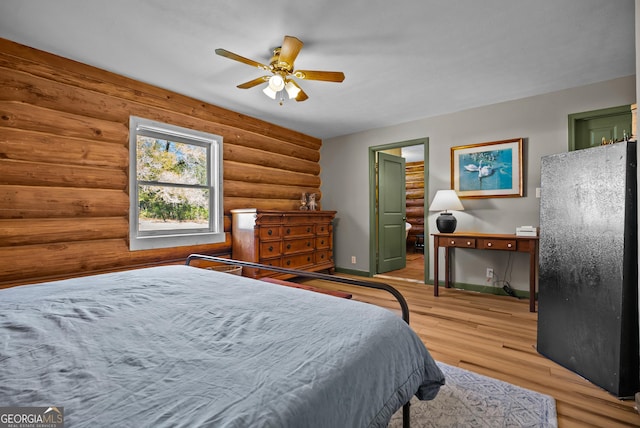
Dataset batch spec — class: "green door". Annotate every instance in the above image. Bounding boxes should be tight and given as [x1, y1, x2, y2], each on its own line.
[570, 105, 632, 151]
[377, 152, 406, 273]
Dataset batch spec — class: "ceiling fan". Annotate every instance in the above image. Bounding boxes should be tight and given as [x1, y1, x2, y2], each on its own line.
[215, 35, 345, 104]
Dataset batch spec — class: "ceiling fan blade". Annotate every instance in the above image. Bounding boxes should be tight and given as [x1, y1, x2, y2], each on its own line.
[215, 48, 269, 70]
[278, 36, 304, 69]
[236, 76, 270, 89]
[293, 70, 345, 83]
[288, 80, 309, 102]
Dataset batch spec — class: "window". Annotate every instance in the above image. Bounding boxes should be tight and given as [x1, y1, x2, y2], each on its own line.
[129, 116, 224, 251]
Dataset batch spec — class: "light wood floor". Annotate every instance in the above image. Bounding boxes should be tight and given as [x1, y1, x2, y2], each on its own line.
[299, 258, 640, 427]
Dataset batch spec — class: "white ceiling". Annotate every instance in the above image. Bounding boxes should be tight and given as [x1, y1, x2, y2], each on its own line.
[0, 1, 634, 140]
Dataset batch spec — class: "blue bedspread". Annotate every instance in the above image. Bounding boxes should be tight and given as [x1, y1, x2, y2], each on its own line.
[0, 266, 443, 427]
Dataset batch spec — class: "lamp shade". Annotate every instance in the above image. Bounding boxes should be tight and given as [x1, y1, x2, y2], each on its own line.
[429, 190, 464, 233]
[429, 190, 464, 212]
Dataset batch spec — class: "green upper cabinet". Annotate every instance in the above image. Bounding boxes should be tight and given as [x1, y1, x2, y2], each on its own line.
[569, 105, 632, 151]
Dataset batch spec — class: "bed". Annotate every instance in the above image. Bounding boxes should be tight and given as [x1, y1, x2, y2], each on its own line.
[0, 255, 444, 427]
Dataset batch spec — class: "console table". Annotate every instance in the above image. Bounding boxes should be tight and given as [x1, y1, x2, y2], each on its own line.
[432, 232, 539, 312]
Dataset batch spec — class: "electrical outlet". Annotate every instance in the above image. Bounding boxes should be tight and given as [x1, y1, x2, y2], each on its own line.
[486, 268, 494, 282]
[351, 256, 357, 264]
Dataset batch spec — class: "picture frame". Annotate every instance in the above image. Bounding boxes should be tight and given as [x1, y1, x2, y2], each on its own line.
[451, 138, 523, 198]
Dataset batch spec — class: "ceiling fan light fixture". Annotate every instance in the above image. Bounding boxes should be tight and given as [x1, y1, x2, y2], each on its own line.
[262, 86, 277, 99]
[284, 81, 301, 99]
[267, 74, 285, 92]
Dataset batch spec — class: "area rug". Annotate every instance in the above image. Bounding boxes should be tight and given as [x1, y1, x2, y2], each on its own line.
[388, 362, 557, 427]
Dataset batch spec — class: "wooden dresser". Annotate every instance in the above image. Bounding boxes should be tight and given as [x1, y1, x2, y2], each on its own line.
[231, 209, 336, 279]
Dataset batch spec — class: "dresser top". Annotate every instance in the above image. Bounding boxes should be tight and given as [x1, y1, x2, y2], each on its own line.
[231, 209, 337, 215]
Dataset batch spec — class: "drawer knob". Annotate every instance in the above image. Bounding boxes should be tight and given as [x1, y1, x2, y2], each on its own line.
[466, 241, 471, 246]
[286, 228, 291, 234]
[508, 243, 512, 248]
[268, 229, 273, 236]
[307, 227, 311, 233]
[320, 254, 325, 259]
[287, 244, 291, 249]
[307, 241, 311, 247]
[307, 256, 311, 261]
[487, 242, 492, 247]
[287, 260, 291, 266]
[451, 240, 455, 245]
[268, 246, 273, 252]
[320, 240, 325, 245]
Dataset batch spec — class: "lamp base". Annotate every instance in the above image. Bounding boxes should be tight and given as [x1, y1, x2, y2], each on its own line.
[436, 213, 457, 233]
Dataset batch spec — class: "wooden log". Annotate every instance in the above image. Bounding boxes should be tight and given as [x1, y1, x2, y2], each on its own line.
[406, 198, 425, 206]
[406, 161, 424, 167]
[225, 132, 319, 163]
[224, 197, 309, 212]
[0, 217, 128, 246]
[0, 100, 128, 144]
[224, 160, 321, 187]
[224, 143, 320, 175]
[224, 180, 321, 200]
[406, 206, 425, 217]
[0, 128, 128, 168]
[0, 185, 129, 219]
[407, 217, 424, 226]
[0, 159, 127, 189]
[0, 235, 232, 287]
[0, 212, 231, 246]
[406, 188, 424, 199]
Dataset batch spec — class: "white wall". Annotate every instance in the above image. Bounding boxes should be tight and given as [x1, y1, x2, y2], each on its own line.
[321, 76, 635, 291]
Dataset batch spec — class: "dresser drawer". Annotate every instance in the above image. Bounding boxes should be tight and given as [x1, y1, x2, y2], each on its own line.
[316, 223, 331, 235]
[258, 257, 281, 268]
[480, 239, 517, 251]
[315, 250, 332, 264]
[283, 224, 314, 237]
[316, 236, 330, 249]
[283, 253, 314, 269]
[283, 238, 314, 254]
[444, 237, 476, 248]
[259, 226, 281, 240]
[256, 257, 281, 277]
[260, 241, 282, 257]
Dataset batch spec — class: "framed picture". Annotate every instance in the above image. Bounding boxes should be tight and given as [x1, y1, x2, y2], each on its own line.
[451, 138, 523, 198]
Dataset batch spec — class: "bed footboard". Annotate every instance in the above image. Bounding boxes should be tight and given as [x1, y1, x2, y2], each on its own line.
[186, 254, 413, 428]
[185, 254, 410, 324]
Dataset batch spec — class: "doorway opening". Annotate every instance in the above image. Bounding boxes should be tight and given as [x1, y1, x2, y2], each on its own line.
[368, 138, 429, 284]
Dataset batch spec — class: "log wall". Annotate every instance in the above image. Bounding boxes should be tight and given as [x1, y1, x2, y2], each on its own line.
[0, 38, 323, 287]
[406, 161, 425, 248]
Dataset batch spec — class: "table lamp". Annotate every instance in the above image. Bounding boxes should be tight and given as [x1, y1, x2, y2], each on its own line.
[429, 190, 464, 233]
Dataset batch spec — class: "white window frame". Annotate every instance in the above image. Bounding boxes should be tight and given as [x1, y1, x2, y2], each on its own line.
[129, 116, 224, 251]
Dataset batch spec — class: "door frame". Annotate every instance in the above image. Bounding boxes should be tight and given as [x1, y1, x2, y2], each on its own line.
[568, 104, 631, 151]
[368, 138, 429, 282]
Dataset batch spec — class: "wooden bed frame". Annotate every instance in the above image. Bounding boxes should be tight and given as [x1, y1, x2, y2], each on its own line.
[186, 254, 414, 428]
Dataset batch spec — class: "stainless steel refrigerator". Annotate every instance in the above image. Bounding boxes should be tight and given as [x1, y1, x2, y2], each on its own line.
[538, 141, 638, 398]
